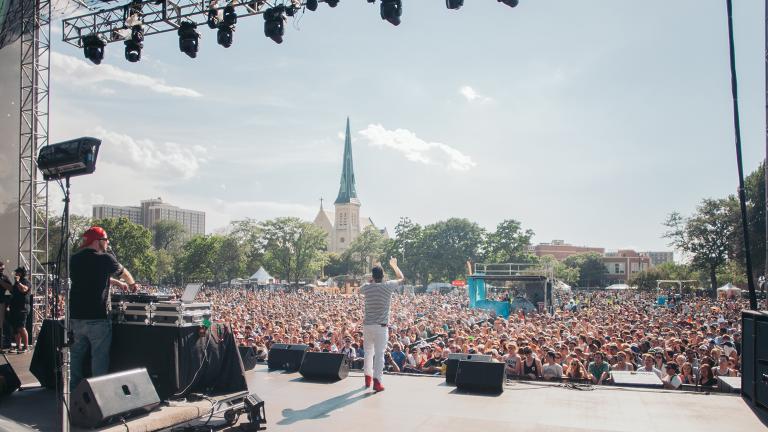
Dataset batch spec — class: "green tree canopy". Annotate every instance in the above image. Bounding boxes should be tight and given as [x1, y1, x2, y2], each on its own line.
[343, 226, 387, 275]
[483, 219, 535, 263]
[563, 252, 606, 287]
[152, 220, 186, 251]
[261, 217, 327, 285]
[91, 217, 156, 281]
[418, 218, 485, 283]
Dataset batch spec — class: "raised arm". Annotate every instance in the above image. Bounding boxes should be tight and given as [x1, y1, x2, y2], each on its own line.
[389, 257, 404, 283]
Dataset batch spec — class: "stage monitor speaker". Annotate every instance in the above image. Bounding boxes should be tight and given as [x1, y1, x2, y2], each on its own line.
[0, 354, 21, 397]
[756, 317, 768, 409]
[445, 353, 491, 384]
[742, 311, 756, 402]
[267, 344, 307, 371]
[455, 360, 505, 394]
[71, 368, 160, 428]
[299, 352, 349, 381]
[30, 319, 65, 389]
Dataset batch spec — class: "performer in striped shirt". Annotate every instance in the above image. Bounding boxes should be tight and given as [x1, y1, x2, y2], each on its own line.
[361, 257, 404, 392]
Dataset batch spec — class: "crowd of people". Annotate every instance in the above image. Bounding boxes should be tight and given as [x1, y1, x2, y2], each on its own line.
[200, 285, 746, 390]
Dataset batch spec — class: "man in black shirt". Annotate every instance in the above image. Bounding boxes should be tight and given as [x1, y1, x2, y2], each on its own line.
[69, 226, 138, 390]
[9, 267, 31, 353]
[0, 261, 12, 353]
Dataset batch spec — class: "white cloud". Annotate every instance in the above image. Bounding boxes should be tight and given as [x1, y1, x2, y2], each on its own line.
[94, 127, 208, 180]
[459, 85, 491, 103]
[359, 124, 476, 171]
[51, 52, 202, 98]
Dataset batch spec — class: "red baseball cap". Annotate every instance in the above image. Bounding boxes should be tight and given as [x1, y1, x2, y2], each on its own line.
[81, 226, 107, 248]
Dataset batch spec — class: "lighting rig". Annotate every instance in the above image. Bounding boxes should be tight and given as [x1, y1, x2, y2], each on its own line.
[62, 0, 521, 64]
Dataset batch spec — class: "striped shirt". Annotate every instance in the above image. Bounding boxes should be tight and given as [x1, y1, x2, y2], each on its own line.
[361, 281, 398, 325]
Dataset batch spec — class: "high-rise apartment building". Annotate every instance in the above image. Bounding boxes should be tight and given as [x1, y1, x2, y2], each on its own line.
[93, 198, 205, 236]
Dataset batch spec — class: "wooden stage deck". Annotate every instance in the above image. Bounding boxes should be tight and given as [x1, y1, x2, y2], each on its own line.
[1, 354, 767, 432]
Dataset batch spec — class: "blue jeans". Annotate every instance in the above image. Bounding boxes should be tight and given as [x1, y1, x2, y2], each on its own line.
[70, 319, 111, 391]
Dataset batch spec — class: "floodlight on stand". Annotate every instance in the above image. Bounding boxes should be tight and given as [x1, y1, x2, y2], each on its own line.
[498, 0, 519, 7]
[446, 0, 463, 9]
[217, 23, 234, 48]
[263, 6, 285, 44]
[306, 0, 318, 11]
[207, 7, 219, 29]
[177, 21, 199, 58]
[82, 34, 106, 65]
[325, 0, 339, 7]
[37, 137, 102, 181]
[380, 0, 402, 26]
[223, 5, 237, 26]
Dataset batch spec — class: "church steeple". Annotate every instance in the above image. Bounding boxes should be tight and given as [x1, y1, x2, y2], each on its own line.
[335, 117, 359, 204]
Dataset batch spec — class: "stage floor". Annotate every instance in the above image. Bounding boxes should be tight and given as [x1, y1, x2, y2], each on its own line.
[2, 356, 767, 432]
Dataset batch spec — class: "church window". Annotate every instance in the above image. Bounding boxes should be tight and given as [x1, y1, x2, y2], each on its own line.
[340, 237, 345, 243]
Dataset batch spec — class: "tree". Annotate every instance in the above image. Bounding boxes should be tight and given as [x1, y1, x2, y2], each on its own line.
[228, 219, 264, 275]
[384, 217, 427, 284]
[91, 217, 156, 281]
[664, 198, 734, 295]
[343, 226, 387, 275]
[418, 218, 485, 283]
[538, 255, 579, 287]
[154, 249, 176, 285]
[48, 213, 93, 260]
[260, 217, 327, 285]
[215, 235, 245, 285]
[627, 266, 667, 291]
[176, 235, 220, 284]
[483, 219, 536, 263]
[152, 220, 186, 251]
[323, 252, 350, 277]
[563, 252, 606, 288]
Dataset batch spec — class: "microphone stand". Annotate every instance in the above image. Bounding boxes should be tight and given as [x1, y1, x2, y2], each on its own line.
[60, 176, 71, 432]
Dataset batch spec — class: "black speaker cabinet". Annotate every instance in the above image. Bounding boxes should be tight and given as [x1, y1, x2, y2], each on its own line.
[239, 346, 258, 371]
[455, 360, 505, 394]
[445, 353, 492, 384]
[267, 344, 307, 371]
[71, 368, 160, 428]
[0, 354, 20, 397]
[30, 319, 65, 389]
[299, 352, 349, 381]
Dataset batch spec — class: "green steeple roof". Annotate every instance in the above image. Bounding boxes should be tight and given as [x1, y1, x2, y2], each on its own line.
[335, 117, 359, 204]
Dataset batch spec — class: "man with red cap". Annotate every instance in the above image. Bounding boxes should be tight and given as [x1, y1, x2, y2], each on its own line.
[69, 226, 139, 390]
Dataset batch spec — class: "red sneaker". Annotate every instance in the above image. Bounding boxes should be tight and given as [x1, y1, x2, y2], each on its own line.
[373, 378, 385, 392]
[364, 375, 372, 388]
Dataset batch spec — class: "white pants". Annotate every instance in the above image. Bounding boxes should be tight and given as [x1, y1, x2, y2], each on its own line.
[363, 324, 388, 381]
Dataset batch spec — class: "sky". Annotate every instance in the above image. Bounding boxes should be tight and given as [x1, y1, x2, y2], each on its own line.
[2, 0, 766, 254]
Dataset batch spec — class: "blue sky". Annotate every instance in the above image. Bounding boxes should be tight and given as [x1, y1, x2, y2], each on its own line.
[24, 1, 767, 252]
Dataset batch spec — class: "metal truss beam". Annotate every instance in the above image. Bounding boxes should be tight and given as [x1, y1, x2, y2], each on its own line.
[62, 0, 294, 47]
[18, 0, 51, 332]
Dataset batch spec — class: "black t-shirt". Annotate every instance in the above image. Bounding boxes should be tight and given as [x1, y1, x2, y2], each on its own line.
[70, 248, 123, 319]
[10, 278, 31, 312]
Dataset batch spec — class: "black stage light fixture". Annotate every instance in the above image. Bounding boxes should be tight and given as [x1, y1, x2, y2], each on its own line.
[326, 0, 339, 7]
[217, 24, 234, 48]
[82, 34, 106, 65]
[286, 3, 300, 17]
[446, 0, 463, 9]
[37, 137, 102, 181]
[380, 0, 402, 26]
[498, 0, 519, 7]
[264, 6, 285, 44]
[207, 7, 219, 29]
[124, 39, 142, 62]
[177, 21, 199, 58]
[306, 0, 318, 11]
[223, 5, 237, 26]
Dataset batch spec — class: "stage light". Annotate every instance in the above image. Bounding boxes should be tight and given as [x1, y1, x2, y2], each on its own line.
[223, 5, 237, 26]
[207, 7, 219, 29]
[37, 137, 102, 181]
[264, 6, 285, 44]
[286, 3, 300, 17]
[177, 21, 199, 58]
[217, 24, 233, 48]
[326, 0, 339, 7]
[446, 0, 463, 9]
[498, 0, 519, 7]
[380, 0, 402, 26]
[306, 0, 318, 11]
[124, 25, 143, 62]
[82, 34, 106, 65]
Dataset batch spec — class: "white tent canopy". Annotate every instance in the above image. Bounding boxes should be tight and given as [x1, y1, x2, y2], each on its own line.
[249, 267, 273, 284]
[717, 283, 741, 292]
[606, 283, 632, 290]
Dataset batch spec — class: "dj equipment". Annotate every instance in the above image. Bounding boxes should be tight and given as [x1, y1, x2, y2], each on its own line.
[71, 368, 160, 428]
[299, 352, 349, 381]
[267, 344, 308, 371]
[0, 354, 21, 397]
[112, 293, 174, 303]
[151, 301, 211, 327]
[445, 353, 491, 384]
[37, 137, 101, 181]
[455, 360, 505, 394]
